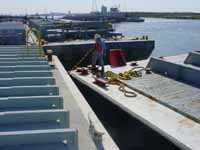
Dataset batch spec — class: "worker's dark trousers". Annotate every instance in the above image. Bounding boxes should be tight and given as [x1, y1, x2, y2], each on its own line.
[92, 51, 104, 75]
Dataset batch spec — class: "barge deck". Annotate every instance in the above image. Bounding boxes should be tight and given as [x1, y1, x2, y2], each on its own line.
[0, 45, 118, 150]
[70, 51, 200, 150]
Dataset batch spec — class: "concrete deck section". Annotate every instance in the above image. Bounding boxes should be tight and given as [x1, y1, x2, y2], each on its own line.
[53, 56, 119, 150]
[71, 52, 200, 150]
[0, 45, 119, 149]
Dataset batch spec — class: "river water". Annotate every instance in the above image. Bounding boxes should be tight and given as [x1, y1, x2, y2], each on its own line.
[113, 18, 200, 57]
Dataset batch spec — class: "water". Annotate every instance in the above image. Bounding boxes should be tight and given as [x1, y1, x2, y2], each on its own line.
[113, 18, 200, 57]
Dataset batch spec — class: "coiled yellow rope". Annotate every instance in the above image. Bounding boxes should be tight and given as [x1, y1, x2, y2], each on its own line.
[105, 67, 144, 97]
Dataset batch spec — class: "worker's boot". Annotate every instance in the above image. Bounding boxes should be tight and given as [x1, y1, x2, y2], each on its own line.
[99, 68, 104, 78]
[91, 65, 98, 74]
[100, 72, 104, 78]
[101, 66, 105, 77]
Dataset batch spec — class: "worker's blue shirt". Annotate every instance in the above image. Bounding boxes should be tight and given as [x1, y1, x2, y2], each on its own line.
[95, 40, 106, 57]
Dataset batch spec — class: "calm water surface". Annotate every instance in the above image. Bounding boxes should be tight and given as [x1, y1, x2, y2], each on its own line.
[113, 18, 200, 57]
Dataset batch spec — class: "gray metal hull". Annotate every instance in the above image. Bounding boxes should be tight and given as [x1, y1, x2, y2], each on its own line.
[43, 40, 155, 69]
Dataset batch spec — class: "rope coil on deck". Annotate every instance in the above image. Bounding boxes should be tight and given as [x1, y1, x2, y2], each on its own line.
[105, 67, 145, 97]
[26, 28, 44, 57]
[71, 46, 145, 98]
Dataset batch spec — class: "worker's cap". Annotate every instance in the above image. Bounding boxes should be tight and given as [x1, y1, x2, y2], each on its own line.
[47, 49, 53, 54]
[94, 34, 101, 40]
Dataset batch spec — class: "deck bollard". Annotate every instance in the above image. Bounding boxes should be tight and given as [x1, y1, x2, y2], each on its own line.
[47, 49, 53, 62]
[130, 61, 138, 66]
[145, 68, 152, 74]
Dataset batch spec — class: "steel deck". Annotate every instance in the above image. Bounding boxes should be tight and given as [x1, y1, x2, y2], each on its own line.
[0, 46, 78, 150]
[123, 73, 200, 122]
[71, 51, 200, 150]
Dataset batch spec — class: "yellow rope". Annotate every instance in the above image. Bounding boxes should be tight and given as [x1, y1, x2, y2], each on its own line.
[104, 68, 143, 97]
[73, 48, 95, 69]
[26, 28, 44, 57]
[71, 46, 143, 98]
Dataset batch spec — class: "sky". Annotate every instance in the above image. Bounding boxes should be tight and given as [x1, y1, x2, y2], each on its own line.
[0, 0, 199, 15]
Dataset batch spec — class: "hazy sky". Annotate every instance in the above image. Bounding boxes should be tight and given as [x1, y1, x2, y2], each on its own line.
[0, 0, 199, 15]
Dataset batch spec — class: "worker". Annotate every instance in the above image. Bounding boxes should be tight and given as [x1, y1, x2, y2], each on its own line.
[92, 34, 106, 77]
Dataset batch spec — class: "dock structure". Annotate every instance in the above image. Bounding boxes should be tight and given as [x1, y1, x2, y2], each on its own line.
[0, 45, 118, 150]
[71, 51, 200, 150]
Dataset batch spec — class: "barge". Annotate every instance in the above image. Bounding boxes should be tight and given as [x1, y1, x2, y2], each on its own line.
[27, 17, 154, 69]
[43, 39, 154, 69]
[0, 21, 119, 150]
[27, 18, 115, 42]
[0, 21, 26, 45]
[70, 51, 200, 150]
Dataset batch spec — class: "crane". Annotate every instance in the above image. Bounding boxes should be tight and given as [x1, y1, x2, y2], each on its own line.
[91, 0, 98, 13]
